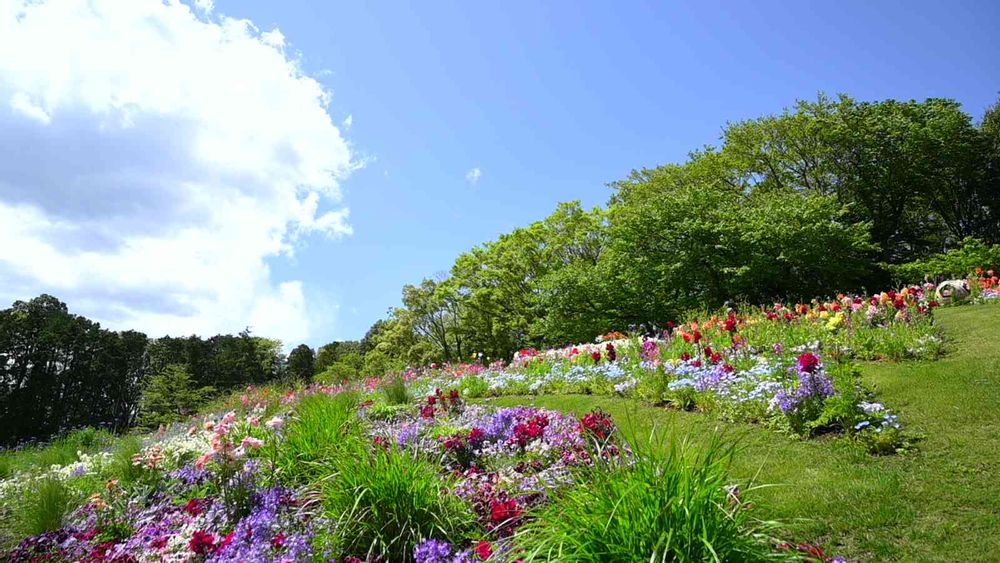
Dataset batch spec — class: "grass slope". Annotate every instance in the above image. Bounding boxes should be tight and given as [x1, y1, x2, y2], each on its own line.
[488, 305, 1000, 562]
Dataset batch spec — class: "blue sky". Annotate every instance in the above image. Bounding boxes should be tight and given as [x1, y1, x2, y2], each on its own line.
[1, 0, 997, 347]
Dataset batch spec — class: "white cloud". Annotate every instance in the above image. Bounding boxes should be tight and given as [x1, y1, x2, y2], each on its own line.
[466, 167, 482, 185]
[0, 0, 357, 345]
[343, 114, 353, 130]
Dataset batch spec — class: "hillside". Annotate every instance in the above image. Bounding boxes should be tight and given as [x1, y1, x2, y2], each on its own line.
[490, 304, 1000, 561]
[2, 298, 998, 561]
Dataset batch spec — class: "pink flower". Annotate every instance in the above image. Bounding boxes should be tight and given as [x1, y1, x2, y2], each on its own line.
[265, 416, 285, 430]
[194, 452, 214, 470]
[241, 436, 265, 449]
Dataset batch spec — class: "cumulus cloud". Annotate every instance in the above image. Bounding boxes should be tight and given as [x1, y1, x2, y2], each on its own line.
[0, 0, 357, 345]
[465, 167, 482, 185]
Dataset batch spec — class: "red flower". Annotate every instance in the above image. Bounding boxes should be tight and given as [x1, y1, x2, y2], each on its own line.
[220, 532, 235, 549]
[419, 404, 435, 419]
[475, 540, 493, 560]
[271, 532, 286, 549]
[606, 343, 616, 362]
[183, 498, 205, 516]
[189, 530, 216, 556]
[680, 352, 691, 361]
[581, 410, 615, 440]
[442, 434, 466, 451]
[468, 427, 486, 445]
[723, 316, 737, 333]
[449, 389, 460, 401]
[490, 498, 522, 524]
[692, 330, 702, 343]
[513, 415, 549, 446]
[590, 351, 601, 364]
[703, 346, 713, 358]
[709, 352, 722, 364]
[797, 352, 820, 374]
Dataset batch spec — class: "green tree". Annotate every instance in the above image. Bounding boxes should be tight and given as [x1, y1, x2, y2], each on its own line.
[287, 344, 315, 381]
[138, 364, 214, 428]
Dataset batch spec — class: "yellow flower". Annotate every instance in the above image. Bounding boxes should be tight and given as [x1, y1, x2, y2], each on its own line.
[826, 312, 845, 331]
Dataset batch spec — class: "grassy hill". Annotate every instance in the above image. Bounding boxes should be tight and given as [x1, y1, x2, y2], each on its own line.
[488, 304, 1000, 561]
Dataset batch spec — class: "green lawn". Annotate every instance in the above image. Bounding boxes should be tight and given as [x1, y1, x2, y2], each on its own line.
[487, 305, 1000, 562]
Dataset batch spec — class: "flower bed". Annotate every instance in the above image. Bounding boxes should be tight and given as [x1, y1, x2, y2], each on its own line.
[1, 389, 847, 562]
[390, 287, 943, 452]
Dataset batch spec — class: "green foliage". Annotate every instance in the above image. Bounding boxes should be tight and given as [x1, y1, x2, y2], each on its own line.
[138, 364, 215, 429]
[315, 340, 365, 373]
[889, 237, 1000, 282]
[365, 402, 411, 422]
[315, 351, 366, 383]
[319, 446, 476, 561]
[458, 375, 490, 399]
[514, 434, 784, 562]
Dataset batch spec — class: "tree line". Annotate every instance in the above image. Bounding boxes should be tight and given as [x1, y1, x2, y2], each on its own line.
[0, 295, 289, 446]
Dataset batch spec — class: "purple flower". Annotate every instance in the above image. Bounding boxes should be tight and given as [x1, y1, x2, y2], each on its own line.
[413, 539, 474, 563]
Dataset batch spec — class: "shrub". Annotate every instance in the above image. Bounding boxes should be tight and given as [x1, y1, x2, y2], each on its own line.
[513, 434, 784, 562]
[320, 445, 475, 561]
[889, 237, 1000, 283]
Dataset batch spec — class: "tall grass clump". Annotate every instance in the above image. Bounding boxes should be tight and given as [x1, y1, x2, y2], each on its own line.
[320, 446, 475, 561]
[514, 433, 785, 562]
[104, 436, 149, 486]
[381, 375, 412, 405]
[10, 477, 74, 538]
[275, 392, 361, 482]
